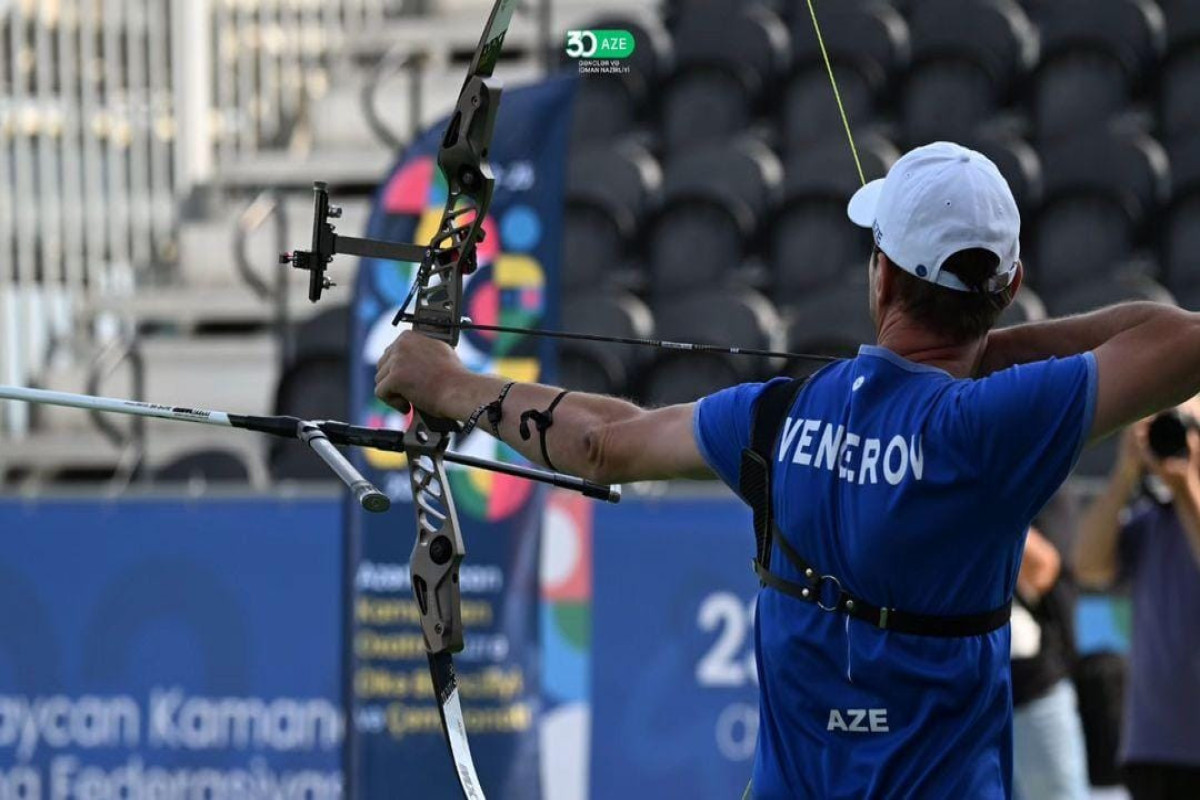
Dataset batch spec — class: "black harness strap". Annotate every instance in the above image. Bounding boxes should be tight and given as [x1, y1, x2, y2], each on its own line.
[739, 379, 1011, 638]
[739, 379, 807, 576]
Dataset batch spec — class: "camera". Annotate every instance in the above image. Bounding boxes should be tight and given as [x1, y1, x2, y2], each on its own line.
[1147, 409, 1199, 460]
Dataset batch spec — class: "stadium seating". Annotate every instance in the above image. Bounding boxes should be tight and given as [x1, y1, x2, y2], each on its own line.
[270, 307, 352, 481]
[786, 273, 876, 360]
[152, 450, 254, 484]
[902, 0, 1037, 145]
[1161, 47, 1200, 138]
[560, 291, 656, 397]
[567, 16, 673, 145]
[1032, 131, 1169, 291]
[1164, 139, 1200, 307]
[782, 1, 909, 150]
[770, 135, 897, 303]
[647, 137, 783, 298]
[1030, 0, 1166, 140]
[564, 141, 662, 292]
[661, 4, 791, 151]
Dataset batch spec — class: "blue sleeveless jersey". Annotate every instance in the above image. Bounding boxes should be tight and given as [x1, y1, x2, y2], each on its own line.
[693, 345, 1097, 799]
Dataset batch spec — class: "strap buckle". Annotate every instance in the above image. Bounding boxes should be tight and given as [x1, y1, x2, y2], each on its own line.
[813, 572, 844, 612]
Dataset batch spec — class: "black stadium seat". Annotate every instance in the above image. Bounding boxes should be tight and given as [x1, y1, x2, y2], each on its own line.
[661, 4, 790, 150]
[1164, 139, 1200, 308]
[270, 355, 349, 481]
[566, 16, 672, 145]
[642, 288, 785, 404]
[153, 450, 253, 484]
[1160, 48, 1200, 139]
[966, 134, 1044, 215]
[640, 352, 745, 406]
[782, 2, 909, 151]
[1045, 270, 1174, 317]
[770, 134, 898, 303]
[647, 137, 783, 298]
[1160, 0, 1200, 56]
[560, 290, 655, 397]
[1032, 132, 1169, 291]
[290, 305, 350, 363]
[902, 0, 1037, 145]
[564, 141, 661, 292]
[785, 273, 876, 360]
[1032, 0, 1166, 140]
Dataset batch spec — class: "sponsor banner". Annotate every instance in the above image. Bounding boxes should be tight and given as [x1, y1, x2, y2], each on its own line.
[591, 497, 759, 799]
[0, 498, 344, 798]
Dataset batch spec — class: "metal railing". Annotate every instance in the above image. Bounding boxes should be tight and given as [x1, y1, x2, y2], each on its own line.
[0, 0, 410, 435]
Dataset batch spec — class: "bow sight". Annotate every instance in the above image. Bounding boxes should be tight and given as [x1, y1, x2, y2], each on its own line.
[281, 181, 428, 303]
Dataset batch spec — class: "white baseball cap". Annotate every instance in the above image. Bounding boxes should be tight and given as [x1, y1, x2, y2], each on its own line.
[847, 141, 1021, 293]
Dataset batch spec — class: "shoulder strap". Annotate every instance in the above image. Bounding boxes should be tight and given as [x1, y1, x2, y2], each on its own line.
[739, 378, 809, 575]
[750, 378, 808, 464]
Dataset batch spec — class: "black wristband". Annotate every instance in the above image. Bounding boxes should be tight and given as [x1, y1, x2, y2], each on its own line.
[461, 381, 515, 437]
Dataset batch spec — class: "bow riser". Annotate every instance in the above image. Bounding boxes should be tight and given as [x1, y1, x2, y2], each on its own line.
[406, 444, 467, 654]
[402, 76, 503, 345]
[403, 69, 503, 662]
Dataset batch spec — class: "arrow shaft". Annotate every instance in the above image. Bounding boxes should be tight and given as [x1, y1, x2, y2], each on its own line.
[394, 314, 838, 363]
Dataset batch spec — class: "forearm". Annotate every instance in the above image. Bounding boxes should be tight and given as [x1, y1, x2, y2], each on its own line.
[980, 302, 1167, 374]
[436, 373, 643, 479]
[1073, 468, 1138, 587]
[1170, 475, 1200, 570]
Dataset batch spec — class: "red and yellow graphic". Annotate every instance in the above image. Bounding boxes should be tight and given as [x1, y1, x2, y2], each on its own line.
[361, 156, 549, 522]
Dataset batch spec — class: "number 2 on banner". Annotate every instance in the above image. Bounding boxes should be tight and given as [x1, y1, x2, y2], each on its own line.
[695, 592, 758, 688]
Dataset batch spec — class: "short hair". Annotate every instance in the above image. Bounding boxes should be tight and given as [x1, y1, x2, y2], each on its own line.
[883, 248, 1014, 343]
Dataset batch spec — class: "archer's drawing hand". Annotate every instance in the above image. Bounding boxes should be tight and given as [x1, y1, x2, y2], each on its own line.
[375, 330, 468, 416]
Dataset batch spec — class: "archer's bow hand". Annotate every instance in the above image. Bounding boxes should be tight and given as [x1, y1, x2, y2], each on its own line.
[375, 330, 468, 417]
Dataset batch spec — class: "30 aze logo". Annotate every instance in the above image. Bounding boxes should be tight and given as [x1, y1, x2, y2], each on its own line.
[564, 29, 635, 59]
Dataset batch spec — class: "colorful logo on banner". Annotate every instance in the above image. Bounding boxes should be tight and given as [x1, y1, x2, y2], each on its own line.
[356, 157, 552, 521]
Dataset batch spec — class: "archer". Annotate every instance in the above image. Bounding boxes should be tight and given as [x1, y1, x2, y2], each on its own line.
[375, 142, 1200, 799]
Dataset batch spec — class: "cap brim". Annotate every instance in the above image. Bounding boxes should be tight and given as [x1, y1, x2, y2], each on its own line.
[847, 179, 885, 228]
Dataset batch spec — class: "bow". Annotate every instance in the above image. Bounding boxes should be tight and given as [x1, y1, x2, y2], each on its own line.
[394, 1, 517, 796]
[287, 1, 517, 796]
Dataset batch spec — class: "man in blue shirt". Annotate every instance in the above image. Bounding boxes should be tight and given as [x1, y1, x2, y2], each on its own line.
[375, 142, 1200, 797]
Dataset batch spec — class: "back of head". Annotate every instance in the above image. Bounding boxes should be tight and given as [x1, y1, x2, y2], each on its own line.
[887, 247, 1015, 343]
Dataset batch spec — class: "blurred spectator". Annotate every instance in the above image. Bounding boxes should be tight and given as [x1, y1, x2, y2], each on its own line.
[1011, 527, 1089, 800]
[1074, 400, 1200, 800]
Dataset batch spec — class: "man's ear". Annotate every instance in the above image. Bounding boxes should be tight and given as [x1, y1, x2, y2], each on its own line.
[875, 251, 896, 307]
[998, 260, 1024, 311]
[1010, 261, 1024, 298]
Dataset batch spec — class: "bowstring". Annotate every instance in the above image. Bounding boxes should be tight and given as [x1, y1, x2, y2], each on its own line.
[805, 0, 866, 188]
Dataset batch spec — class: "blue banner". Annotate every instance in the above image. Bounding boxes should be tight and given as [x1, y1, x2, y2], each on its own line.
[0, 498, 344, 798]
[591, 497, 759, 799]
[348, 76, 576, 799]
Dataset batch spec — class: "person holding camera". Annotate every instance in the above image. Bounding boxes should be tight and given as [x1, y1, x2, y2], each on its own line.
[1074, 401, 1200, 799]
